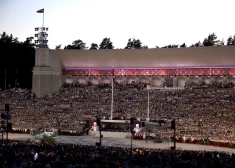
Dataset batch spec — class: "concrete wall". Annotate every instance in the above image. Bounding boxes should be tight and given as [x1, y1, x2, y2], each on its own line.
[32, 48, 62, 97]
[33, 71, 62, 97]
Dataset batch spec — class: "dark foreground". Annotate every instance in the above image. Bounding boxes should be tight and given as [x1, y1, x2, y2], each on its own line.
[0, 134, 235, 168]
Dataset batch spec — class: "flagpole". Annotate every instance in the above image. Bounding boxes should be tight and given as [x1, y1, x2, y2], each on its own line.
[148, 89, 150, 119]
[111, 60, 114, 120]
[43, 8, 44, 27]
[147, 85, 150, 121]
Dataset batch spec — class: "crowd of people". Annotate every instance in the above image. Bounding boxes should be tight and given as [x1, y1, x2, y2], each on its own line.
[0, 140, 235, 168]
[1, 80, 235, 144]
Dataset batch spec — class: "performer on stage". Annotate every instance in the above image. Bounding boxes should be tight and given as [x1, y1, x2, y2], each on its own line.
[91, 122, 99, 131]
[133, 124, 141, 133]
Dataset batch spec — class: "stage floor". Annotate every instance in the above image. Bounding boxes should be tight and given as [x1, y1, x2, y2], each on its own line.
[6, 133, 235, 154]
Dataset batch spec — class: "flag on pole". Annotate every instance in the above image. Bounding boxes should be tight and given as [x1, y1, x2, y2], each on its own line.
[36, 9, 44, 13]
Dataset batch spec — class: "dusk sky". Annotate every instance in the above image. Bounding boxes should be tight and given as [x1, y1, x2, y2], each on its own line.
[0, 0, 235, 49]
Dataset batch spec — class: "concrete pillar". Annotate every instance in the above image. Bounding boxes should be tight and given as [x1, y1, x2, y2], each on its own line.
[72, 76, 76, 85]
[210, 76, 216, 84]
[227, 76, 230, 83]
[122, 76, 127, 84]
[136, 76, 140, 84]
[223, 76, 229, 83]
[75, 76, 79, 84]
[149, 76, 153, 86]
[173, 76, 178, 87]
[85, 76, 90, 85]
[150, 76, 155, 86]
[161, 77, 166, 87]
[198, 76, 203, 84]
[183, 77, 190, 87]
[98, 76, 102, 84]
[186, 76, 191, 83]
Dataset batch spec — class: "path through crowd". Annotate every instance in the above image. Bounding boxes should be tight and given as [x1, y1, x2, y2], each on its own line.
[6, 133, 235, 154]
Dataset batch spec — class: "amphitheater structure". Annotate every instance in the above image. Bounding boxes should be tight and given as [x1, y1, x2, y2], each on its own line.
[33, 46, 235, 97]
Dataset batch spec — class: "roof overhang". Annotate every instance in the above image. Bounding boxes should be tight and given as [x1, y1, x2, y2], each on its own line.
[50, 46, 235, 69]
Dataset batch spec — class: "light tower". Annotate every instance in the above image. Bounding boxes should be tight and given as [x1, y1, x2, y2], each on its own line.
[34, 27, 49, 48]
[35, 8, 48, 48]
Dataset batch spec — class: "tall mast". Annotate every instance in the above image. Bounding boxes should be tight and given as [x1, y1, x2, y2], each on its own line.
[35, 8, 48, 48]
[111, 60, 114, 120]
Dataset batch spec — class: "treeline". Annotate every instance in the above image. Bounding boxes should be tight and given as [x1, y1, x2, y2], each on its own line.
[0, 32, 35, 89]
[61, 33, 235, 50]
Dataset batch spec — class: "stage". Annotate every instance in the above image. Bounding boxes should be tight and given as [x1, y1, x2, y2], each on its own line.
[5, 133, 235, 154]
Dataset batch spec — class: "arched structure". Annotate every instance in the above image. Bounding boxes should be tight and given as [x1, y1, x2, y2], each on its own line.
[33, 46, 235, 97]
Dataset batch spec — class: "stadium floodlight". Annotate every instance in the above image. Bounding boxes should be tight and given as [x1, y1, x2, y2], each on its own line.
[43, 40, 48, 44]
[33, 25, 49, 48]
[43, 33, 48, 37]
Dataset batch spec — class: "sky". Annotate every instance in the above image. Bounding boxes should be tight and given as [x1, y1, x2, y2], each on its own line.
[0, 0, 235, 49]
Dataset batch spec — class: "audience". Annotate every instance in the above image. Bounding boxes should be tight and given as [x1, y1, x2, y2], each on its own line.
[0, 140, 235, 168]
[1, 80, 235, 167]
[1, 80, 235, 145]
